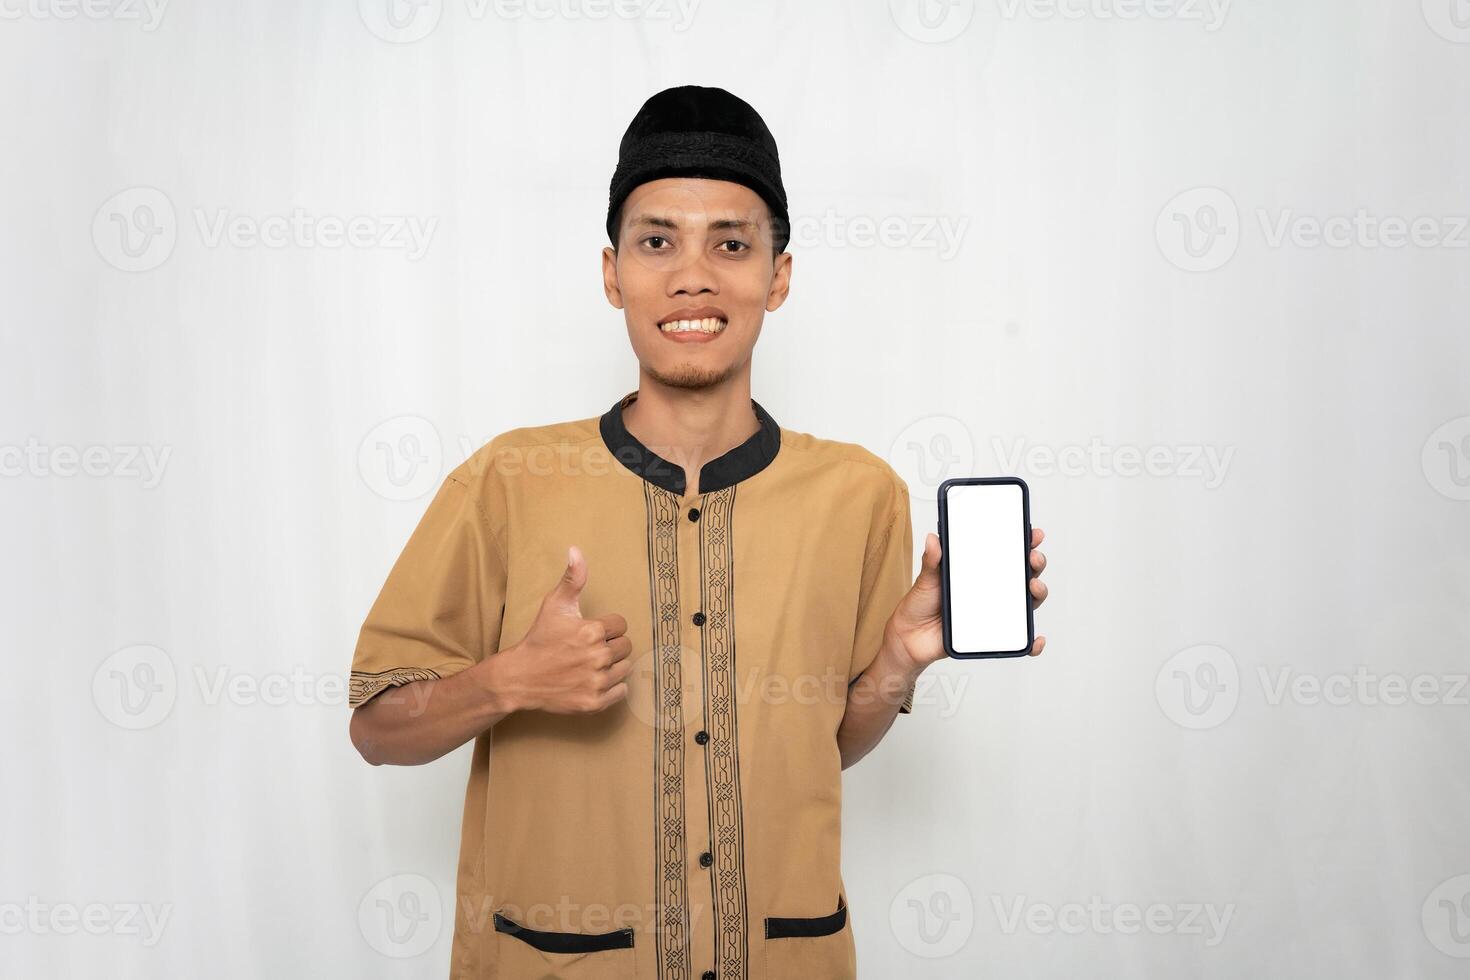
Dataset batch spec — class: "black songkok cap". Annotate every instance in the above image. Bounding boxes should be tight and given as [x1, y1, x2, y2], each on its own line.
[606, 85, 789, 253]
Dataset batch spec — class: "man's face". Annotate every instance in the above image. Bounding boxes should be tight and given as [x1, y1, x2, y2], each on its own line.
[602, 177, 792, 391]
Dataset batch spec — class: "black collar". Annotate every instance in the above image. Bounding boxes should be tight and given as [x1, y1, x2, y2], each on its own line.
[599, 390, 782, 496]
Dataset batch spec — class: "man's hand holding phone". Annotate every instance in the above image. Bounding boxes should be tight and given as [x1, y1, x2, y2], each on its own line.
[885, 524, 1050, 674]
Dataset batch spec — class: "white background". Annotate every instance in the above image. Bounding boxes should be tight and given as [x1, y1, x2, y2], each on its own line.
[4, 1, 1469, 977]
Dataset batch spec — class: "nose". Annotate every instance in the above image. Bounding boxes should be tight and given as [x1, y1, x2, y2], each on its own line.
[667, 249, 719, 299]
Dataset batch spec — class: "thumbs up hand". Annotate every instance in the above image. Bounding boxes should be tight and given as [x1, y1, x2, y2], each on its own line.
[496, 545, 635, 715]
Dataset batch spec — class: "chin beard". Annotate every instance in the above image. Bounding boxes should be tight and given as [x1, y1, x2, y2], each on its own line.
[645, 361, 736, 391]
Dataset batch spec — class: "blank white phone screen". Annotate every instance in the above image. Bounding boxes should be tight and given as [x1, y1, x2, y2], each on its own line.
[946, 483, 1028, 654]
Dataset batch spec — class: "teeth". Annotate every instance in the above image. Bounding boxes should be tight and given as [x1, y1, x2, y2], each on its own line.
[660, 317, 726, 334]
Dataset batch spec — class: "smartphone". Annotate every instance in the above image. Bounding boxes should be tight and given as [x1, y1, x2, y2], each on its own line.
[937, 477, 1034, 659]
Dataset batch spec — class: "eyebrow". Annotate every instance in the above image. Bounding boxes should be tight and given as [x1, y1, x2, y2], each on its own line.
[628, 214, 758, 233]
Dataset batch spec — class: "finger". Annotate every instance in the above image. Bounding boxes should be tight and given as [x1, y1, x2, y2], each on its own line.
[547, 545, 587, 616]
[590, 636, 633, 671]
[1029, 635, 1047, 657]
[604, 655, 635, 687]
[593, 680, 630, 711]
[915, 532, 942, 587]
[1029, 579, 1049, 604]
[601, 634, 634, 664]
[1030, 526, 1045, 548]
[593, 611, 628, 640]
[1029, 549, 1047, 573]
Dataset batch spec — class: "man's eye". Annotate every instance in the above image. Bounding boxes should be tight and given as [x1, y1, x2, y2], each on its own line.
[718, 240, 749, 253]
[643, 236, 671, 249]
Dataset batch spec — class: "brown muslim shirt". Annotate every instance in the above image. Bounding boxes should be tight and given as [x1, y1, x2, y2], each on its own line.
[349, 390, 916, 980]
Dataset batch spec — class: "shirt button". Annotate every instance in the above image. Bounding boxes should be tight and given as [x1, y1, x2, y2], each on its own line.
[699, 851, 713, 867]
[695, 730, 709, 745]
[688, 507, 701, 521]
[692, 611, 705, 626]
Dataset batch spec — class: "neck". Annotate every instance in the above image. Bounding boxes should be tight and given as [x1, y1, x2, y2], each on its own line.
[620, 376, 760, 496]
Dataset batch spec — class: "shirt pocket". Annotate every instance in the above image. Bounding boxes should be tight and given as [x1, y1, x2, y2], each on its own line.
[492, 907, 637, 980]
[762, 893, 857, 979]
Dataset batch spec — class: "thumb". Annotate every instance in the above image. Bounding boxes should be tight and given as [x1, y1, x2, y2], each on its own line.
[915, 532, 942, 590]
[548, 544, 587, 616]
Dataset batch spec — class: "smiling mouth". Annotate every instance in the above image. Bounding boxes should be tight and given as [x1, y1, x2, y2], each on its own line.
[658, 316, 728, 335]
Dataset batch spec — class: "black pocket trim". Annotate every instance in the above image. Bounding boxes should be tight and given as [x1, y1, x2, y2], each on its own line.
[493, 910, 634, 954]
[764, 894, 847, 939]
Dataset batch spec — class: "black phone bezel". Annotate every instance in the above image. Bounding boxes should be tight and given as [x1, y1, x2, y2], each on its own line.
[937, 476, 1034, 659]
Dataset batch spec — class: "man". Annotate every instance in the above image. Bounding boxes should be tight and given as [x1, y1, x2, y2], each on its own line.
[348, 84, 1050, 980]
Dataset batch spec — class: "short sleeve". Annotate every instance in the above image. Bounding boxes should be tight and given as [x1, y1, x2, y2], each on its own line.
[348, 474, 508, 709]
[846, 475, 916, 714]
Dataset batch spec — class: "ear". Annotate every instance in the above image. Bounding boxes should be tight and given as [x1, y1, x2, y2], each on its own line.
[765, 250, 792, 313]
[601, 246, 624, 309]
